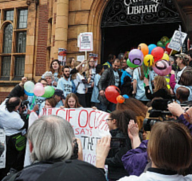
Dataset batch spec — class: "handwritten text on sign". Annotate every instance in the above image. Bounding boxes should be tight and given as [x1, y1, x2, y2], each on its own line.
[42, 108, 109, 165]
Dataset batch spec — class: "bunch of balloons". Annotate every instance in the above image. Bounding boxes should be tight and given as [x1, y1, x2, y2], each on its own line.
[105, 85, 120, 104]
[157, 36, 170, 48]
[116, 94, 129, 104]
[24, 81, 55, 98]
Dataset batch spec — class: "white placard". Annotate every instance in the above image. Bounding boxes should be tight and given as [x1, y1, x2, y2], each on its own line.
[0, 128, 6, 169]
[79, 32, 93, 52]
[77, 55, 85, 62]
[24, 108, 109, 167]
[168, 30, 187, 51]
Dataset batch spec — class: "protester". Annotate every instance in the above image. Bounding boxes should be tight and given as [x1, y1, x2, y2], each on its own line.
[42, 71, 54, 86]
[105, 110, 137, 180]
[85, 57, 96, 107]
[132, 65, 150, 104]
[44, 97, 57, 109]
[144, 76, 172, 100]
[176, 86, 190, 104]
[49, 59, 63, 86]
[57, 66, 73, 98]
[91, 64, 104, 109]
[103, 54, 114, 68]
[116, 98, 148, 130]
[0, 97, 27, 179]
[54, 89, 65, 107]
[175, 53, 189, 82]
[64, 93, 82, 108]
[121, 58, 128, 72]
[98, 59, 121, 112]
[65, 57, 76, 70]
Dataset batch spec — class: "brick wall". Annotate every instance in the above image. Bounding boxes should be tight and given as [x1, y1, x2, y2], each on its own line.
[35, 4, 49, 76]
[0, 92, 9, 103]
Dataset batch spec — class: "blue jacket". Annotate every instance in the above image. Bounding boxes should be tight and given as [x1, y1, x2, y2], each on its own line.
[121, 71, 132, 85]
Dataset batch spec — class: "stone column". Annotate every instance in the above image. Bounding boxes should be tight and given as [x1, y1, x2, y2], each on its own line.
[54, 0, 69, 58]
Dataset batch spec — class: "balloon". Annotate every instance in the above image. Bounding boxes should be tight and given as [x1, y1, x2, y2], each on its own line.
[24, 81, 35, 94]
[162, 53, 169, 61]
[118, 53, 124, 60]
[157, 41, 164, 47]
[165, 39, 170, 46]
[152, 60, 172, 76]
[161, 36, 169, 44]
[138, 43, 149, 56]
[116, 95, 125, 104]
[148, 44, 157, 54]
[144, 54, 154, 67]
[42, 86, 55, 98]
[34, 85, 45, 97]
[165, 43, 172, 54]
[123, 94, 129, 99]
[127, 59, 140, 68]
[129, 49, 144, 66]
[151, 47, 164, 62]
[105, 86, 120, 104]
[35, 83, 43, 87]
[24, 90, 34, 96]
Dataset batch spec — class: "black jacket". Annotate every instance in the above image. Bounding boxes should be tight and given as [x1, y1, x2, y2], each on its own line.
[105, 128, 131, 180]
[98, 68, 121, 104]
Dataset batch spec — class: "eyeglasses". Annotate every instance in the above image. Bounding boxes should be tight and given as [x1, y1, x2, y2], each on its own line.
[106, 118, 113, 121]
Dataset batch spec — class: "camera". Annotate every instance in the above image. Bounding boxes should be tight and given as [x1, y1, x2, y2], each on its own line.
[21, 100, 29, 110]
[110, 137, 126, 148]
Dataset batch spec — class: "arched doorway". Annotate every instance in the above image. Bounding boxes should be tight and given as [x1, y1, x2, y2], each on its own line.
[100, 0, 183, 63]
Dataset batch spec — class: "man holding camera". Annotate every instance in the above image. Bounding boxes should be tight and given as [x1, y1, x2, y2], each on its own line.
[0, 97, 27, 179]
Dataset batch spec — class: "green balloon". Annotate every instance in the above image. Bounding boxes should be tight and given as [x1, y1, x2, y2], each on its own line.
[157, 41, 164, 47]
[42, 86, 55, 98]
[127, 59, 140, 68]
[165, 39, 170, 46]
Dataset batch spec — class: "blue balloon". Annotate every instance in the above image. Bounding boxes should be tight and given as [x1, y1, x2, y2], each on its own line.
[148, 44, 157, 54]
[123, 94, 129, 99]
[24, 90, 34, 96]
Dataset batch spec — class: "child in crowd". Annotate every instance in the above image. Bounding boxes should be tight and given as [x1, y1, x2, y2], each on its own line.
[44, 97, 57, 109]
[64, 93, 82, 108]
[49, 59, 62, 86]
[91, 64, 104, 109]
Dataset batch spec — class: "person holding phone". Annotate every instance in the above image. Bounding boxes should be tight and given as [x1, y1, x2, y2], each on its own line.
[105, 110, 138, 181]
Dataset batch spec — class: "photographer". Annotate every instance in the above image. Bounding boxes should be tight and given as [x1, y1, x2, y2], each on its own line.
[0, 97, 27, 179]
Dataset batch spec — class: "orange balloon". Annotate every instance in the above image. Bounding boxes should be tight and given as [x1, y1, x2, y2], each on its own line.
[138, 43, 149, 57]
[116, 95, 125, 104]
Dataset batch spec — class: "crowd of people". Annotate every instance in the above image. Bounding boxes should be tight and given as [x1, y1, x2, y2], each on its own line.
[1, 50, 192, 181]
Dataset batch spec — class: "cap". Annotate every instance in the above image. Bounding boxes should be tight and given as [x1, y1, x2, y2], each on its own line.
[175, 53, 189, 60]
[36, 159, 106, 181]
[54, 89, 65, 99]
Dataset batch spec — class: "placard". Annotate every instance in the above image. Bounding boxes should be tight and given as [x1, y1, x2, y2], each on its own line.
[79, 32, 93, 52]
[168, 30, 187, 52]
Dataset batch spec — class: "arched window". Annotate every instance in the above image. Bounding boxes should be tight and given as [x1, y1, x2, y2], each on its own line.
[3, 23, 13, 53]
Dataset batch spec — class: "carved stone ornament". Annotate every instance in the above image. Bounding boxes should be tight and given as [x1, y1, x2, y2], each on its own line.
[26, 0, 39, 6]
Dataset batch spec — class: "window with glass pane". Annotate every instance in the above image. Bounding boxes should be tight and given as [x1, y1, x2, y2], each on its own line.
[1, 57, 11, 78]
[17, 32, 26, 53]
[18, 9, 28, 29]
[3, 24, 13, 53]
[15, 56, 25, 77]
[4, 10, 14, 21]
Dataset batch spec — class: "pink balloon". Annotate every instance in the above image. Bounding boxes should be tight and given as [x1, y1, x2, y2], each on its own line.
[152, 60, 172, 76]
[35, 83, 43, 87]
[34, 85, 45, 96]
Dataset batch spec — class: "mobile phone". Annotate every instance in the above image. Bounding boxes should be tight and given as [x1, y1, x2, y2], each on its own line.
[110, 138, 126, 148]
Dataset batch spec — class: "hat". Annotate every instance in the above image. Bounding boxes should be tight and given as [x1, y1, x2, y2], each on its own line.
[175, 53, 189, 60]
[54, 89, 65, 99]
[36, 160, 106, 181]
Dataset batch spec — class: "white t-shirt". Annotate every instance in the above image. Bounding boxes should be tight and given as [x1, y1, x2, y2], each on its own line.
[176, 66, 187, 83]
[119, 171, 192, 181]
[0, 107, 24, 136]
[74, 73, 88, 94]
[57, 77, 73, 97]
[113, 70, 119, 87]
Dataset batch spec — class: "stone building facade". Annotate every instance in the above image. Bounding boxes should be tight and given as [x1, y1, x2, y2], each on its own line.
[0, 0, 191, 101]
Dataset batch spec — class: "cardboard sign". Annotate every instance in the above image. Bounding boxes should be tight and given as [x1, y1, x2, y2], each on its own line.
[24, 108, 109, 167]
[168, 30, 187, 51]
[79, 32, 93, 52]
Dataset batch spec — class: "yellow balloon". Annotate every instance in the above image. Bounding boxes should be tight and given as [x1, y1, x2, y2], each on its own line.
[144, 54, 154, 67]
[162, 53, 169, 61]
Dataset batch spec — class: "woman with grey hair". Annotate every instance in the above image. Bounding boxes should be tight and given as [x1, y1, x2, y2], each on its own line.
[2, 115, 77, 181]
[42, 71, 54, 86]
